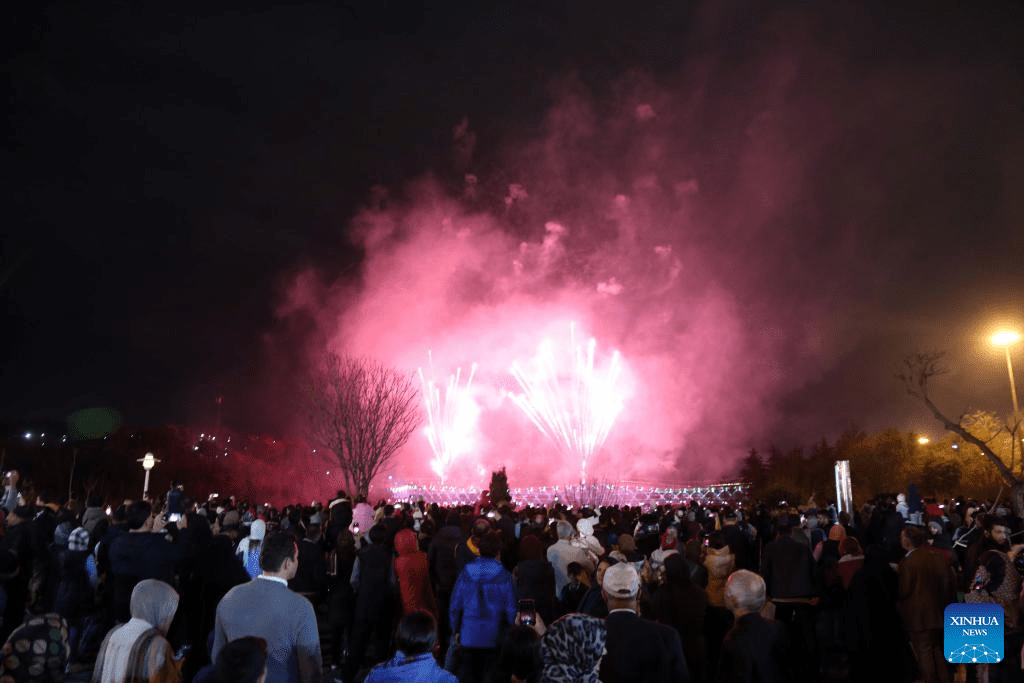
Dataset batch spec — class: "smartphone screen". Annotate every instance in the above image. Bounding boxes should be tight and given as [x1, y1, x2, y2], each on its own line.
[517, 598, 536, 626]
[167, 513, 182, 523]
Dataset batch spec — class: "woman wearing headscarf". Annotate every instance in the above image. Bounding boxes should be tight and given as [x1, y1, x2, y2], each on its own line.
[235, 520, 265, 579]
[91, 579, 181, 683]
[0, 613, 70, 683]
[538, 614, 605, 683]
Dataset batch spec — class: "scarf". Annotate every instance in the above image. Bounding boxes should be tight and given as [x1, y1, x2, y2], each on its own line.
[540, 614, 606, 683]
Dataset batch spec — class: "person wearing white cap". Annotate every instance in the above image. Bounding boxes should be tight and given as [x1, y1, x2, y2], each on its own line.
[600, 562, 691, 683]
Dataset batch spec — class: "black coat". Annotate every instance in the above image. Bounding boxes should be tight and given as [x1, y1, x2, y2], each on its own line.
[54, 548, 93, 622]
[600, 609, 691, 683]
[761, 536, 817, 599]
[353, 543, 394, 623]
[649, 583, 708, 683]
[427, 525, 464, 593]
[513, 559, 556, 622]
[290, 537, 327, 596]
[718, 613, 792, 683]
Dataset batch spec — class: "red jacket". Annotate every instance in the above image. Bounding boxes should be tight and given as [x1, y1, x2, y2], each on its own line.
[394, 528, 438, 617]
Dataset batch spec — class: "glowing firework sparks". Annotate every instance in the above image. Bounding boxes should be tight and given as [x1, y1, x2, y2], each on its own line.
[418, 354, 479, 484]
[510, 323, 625, 484]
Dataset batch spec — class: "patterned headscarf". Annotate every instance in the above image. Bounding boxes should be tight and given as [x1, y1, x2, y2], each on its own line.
[540, 614, 606, 683]
[0, 613, 70, 683]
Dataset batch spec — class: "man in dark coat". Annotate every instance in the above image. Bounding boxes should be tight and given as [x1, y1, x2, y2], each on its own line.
[428, 511, 465, 655]
[600, 562, 690, 683]
[760, 518, 819, 680]
[718, 569, 792, 682]
[106, 500, 189, 623]
[898, 525, 955, 683]
[290, 522, 327, 602]
[349, 523, 395, 679]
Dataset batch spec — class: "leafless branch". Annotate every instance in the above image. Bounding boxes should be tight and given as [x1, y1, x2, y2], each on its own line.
[900, 352, 1020, 492]
[304, 353, 421, 497]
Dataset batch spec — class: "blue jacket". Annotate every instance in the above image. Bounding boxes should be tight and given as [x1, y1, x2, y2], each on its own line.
[449, 557, 517, 648]
[366, 651, 458, 683]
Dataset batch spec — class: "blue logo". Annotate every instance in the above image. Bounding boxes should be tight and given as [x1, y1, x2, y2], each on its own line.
[945, 603, 1003, 663]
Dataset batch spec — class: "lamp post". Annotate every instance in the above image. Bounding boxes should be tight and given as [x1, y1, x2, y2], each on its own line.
[138, 452, 159, 499]
[991, 330, 1021, 415]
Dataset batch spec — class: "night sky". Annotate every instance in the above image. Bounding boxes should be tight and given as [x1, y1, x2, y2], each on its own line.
[4, 1, 1023, 471]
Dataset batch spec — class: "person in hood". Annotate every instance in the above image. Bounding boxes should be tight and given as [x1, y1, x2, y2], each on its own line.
[450, 531, 517, 683]
[394, 527, 438, 617]
[703, 531, 735, 608]
[366, 610, 456, 683]
[235, 519, 265, 579]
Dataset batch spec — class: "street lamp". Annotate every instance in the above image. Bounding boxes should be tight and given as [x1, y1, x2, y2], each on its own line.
[991, 330, 1021, 415]
[137, 452, 160, 499]
[918, 436, 930, 445]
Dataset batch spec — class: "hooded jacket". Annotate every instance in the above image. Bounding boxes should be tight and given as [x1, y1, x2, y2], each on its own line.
[365, 651, 457, 683]
[393, 528, 438, 617]
[449, 557, 517, 648]
[703, 544, 735, 607]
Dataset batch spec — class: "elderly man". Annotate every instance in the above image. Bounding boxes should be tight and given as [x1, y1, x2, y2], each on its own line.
[546, 520, 594, 599]
[214, 531, 322, 683]
[600, 562, 690, 683]
[719, 570, 791, 682]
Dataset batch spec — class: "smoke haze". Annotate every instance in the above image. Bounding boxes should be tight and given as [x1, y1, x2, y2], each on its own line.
[264, 2, 1023, 489]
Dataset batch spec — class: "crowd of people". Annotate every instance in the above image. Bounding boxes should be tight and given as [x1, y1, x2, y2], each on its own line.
[0, 466, 1022, 683]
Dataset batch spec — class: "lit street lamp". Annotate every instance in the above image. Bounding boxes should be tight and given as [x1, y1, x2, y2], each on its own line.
[137, 452, 160, 499]
[991, 330, 1021, 415]
[918, 436, 930, 445]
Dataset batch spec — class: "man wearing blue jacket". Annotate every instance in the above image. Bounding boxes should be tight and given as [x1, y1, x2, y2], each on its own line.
[449, 530, 516, 683]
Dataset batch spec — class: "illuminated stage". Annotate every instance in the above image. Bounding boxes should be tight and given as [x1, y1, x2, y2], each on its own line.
[388, 480, 749, 508]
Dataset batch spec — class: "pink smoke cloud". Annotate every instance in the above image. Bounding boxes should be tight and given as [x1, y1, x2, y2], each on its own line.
[273, 24, 969, 489]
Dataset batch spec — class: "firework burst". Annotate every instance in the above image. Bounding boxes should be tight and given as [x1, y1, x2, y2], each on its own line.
[510, 323, 625, 483]
[418, 354, 479, 483]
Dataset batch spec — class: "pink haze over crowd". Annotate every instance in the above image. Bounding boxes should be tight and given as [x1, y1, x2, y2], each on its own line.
[271, 10, 1018, 490]
[276, 80, 884, 488]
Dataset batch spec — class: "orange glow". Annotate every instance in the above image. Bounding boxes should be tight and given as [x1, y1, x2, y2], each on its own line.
[991, 330, 1022, 347]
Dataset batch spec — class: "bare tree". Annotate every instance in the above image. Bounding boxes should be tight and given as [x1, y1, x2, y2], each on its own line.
[305, 353, 421, 498]
[899, 351, 1024, 514]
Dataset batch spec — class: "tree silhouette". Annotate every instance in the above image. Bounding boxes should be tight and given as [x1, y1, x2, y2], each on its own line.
[899, 351, 1024, 514]
[304, 354, 420, 498]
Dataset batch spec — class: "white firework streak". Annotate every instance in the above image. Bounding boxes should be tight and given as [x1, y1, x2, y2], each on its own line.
[510, 322, 625, 484]
[418, 354, 479, 484]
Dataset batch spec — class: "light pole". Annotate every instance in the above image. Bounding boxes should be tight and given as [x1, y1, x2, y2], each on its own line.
[138, 452, 159, 499]
[991, 330, 1021, 415]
